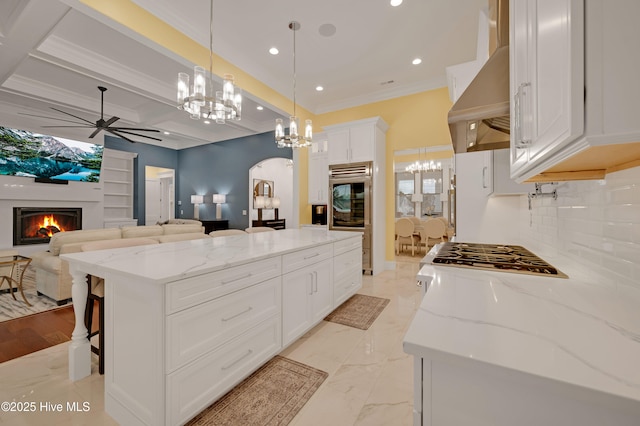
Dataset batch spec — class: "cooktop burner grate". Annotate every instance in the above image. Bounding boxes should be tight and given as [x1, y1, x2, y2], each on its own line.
[431, 242, 568, 278]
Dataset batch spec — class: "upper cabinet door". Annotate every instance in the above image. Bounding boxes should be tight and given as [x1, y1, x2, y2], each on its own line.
[510, 0, 584, 177]
[347, 124, 375, 164]
[327, 129, 350, 165]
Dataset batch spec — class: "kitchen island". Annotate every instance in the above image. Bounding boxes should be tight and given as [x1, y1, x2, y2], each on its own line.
[61, 228, 362, 426]
[403, 252, 640, 425]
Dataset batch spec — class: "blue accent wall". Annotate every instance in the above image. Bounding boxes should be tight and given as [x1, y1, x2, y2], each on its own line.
[105, 131, 291, 229]
[178, 131, 291, 229]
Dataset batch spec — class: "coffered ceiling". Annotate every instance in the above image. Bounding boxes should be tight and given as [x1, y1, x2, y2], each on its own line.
[0, 0, 488, 149]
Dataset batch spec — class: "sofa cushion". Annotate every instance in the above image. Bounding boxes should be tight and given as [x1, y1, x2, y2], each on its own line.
[30, 251, 61, 273]
[121, 225, 163, 239]
[49, 228, 122, 256]
[81, 237, 160, 252]
[161, 224, 204, 235]
[153, 233, 211, 243]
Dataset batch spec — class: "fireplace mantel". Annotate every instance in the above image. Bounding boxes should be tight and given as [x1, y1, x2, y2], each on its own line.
[1, 176, 104, 252]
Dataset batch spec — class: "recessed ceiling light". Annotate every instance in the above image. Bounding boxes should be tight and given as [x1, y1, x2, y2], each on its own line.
[204, 120, 210, 124]
[412, 58, 422, 65]
[257, 105, 264, 110]
[390, 0, 403, 6]
[163, 131, 170, 135]
[269, 47, 279, 55]
[316, 86, 324, 91]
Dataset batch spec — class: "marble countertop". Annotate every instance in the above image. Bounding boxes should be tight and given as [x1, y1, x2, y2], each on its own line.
[403, 247, 640, 404]
[61, 228, 359, 283]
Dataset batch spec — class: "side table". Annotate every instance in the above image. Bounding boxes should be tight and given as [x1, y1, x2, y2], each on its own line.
[0, 255, 32, 306]
[200, 219, 229, 234]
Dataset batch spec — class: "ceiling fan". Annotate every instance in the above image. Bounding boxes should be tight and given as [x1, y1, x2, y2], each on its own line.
[20, 86, 161, 144]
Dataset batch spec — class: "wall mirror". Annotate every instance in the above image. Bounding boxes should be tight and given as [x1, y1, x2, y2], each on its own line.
[253, 179, 274, 208]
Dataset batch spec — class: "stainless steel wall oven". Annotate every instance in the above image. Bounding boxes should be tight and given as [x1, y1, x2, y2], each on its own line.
[329, 162, 372, 274]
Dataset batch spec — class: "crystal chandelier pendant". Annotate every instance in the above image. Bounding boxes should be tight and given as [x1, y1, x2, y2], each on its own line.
[275, 21, 312, 149]
[176, 0, 241, 124]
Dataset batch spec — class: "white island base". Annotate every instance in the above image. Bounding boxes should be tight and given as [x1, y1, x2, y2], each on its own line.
[62, 229, 362, 426]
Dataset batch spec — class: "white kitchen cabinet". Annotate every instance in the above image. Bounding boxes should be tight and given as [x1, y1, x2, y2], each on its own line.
[308, 135, 329, 204]
[510, 0, 640, 182]
[282, 257, 333, 346]
[326, 118, 385, 165]
[455, 149, 533, 242]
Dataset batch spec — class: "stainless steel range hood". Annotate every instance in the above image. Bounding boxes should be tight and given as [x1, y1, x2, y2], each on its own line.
[449, 0, 510, 153]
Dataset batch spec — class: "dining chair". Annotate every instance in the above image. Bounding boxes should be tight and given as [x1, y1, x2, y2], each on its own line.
[422, 218, 446, 251]
[395, 218, 419, 256]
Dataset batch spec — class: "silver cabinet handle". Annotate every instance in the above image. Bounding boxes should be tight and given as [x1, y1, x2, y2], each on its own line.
[221, 349, 253, 370]
[309, 273, 314, 295]
[221, 306, 253, 322]
[482, 166, 488, 188]
[304, 253, 320, 260]
[221, 273, 252, 285]
[313, 271, 318, 293]
[515, 82, 532, 149]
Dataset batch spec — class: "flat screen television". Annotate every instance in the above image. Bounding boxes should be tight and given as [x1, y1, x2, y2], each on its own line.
[0, 126, 103, 182]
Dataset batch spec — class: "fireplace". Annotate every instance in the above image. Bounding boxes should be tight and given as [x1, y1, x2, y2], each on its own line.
[13, 207, 82, 245]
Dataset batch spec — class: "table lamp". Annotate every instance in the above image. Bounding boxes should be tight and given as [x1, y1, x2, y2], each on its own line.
[212, 194, 226, 220]
[191, 195, 204, 220]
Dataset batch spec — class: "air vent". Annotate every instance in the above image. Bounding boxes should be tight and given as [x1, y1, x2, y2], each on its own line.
[329, 162, 371, 178]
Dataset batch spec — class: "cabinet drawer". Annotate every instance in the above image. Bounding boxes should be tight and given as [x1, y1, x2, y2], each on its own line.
[166, 316, 281, 426]
[282, 244, 332, 274]
[166, 256, 282, 314]
[333, 248, 361, 280]
[334, 269, 362, 307]
[333, 236, 362, 256]
[166, 276, 281, 372]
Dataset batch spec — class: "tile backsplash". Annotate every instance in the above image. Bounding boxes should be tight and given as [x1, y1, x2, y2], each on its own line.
[525, 166, 640, 288]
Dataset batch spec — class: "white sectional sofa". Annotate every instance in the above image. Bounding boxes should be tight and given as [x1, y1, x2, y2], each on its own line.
[30, 222, 208, 304]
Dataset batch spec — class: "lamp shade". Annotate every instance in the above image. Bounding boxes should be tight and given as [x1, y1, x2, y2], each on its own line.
[411, 193, 423, 203]
[271, 196, 281, 208]
[254, 196, 266, 209]
[212, 194, 226, 204]
[191, 195, 204, 204]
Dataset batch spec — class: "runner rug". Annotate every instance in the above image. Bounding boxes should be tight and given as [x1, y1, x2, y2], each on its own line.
[186, 356, 328, 426]
[324, 294, 390, 330]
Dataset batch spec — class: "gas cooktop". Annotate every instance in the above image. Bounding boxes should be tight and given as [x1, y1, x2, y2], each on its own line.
[429, 242, 568, 278]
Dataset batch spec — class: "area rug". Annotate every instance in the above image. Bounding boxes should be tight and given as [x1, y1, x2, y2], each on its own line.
[324, 294, 390, 330]
[0, 266, 65, 322]
[187, 356, 327, 426]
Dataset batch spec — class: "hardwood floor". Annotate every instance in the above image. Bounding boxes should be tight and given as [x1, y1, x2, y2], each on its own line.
[0, 302, 99, 364]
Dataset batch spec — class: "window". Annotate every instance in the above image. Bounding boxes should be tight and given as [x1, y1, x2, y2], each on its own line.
[395, 171, 415, 217]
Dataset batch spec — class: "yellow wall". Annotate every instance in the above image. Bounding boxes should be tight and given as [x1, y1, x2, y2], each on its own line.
[310, 88, 454, 264]
[78, 0, 454, 266]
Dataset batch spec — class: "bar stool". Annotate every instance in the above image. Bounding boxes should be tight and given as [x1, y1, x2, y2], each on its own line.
[84, 275, 104, 374]
[80, 237, 160, 374]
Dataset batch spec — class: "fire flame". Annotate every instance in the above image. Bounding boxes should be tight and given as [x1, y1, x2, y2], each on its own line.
[39, 215, 64, 237]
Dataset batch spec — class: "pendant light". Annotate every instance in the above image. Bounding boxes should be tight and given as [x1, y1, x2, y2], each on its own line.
[275, 21, 312, 148]
[177, 0, 241, 123]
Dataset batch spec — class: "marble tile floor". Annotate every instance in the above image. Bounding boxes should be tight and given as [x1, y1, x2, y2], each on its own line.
[0, 255, 422, 426]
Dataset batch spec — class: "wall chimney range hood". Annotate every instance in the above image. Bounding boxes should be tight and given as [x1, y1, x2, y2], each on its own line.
[449, 0, 510, 154]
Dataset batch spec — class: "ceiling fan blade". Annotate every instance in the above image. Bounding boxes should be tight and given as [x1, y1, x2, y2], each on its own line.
[110, 127, 160, 133]
[104, 116, 120, 126]
[106, 129, 137, 144]
[41, 125, 94, 128]
[115, 129, 163, 141]
[18, 112, 88, 125]
[50, 107, 95, 125]
[88, 128, 104, 139]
